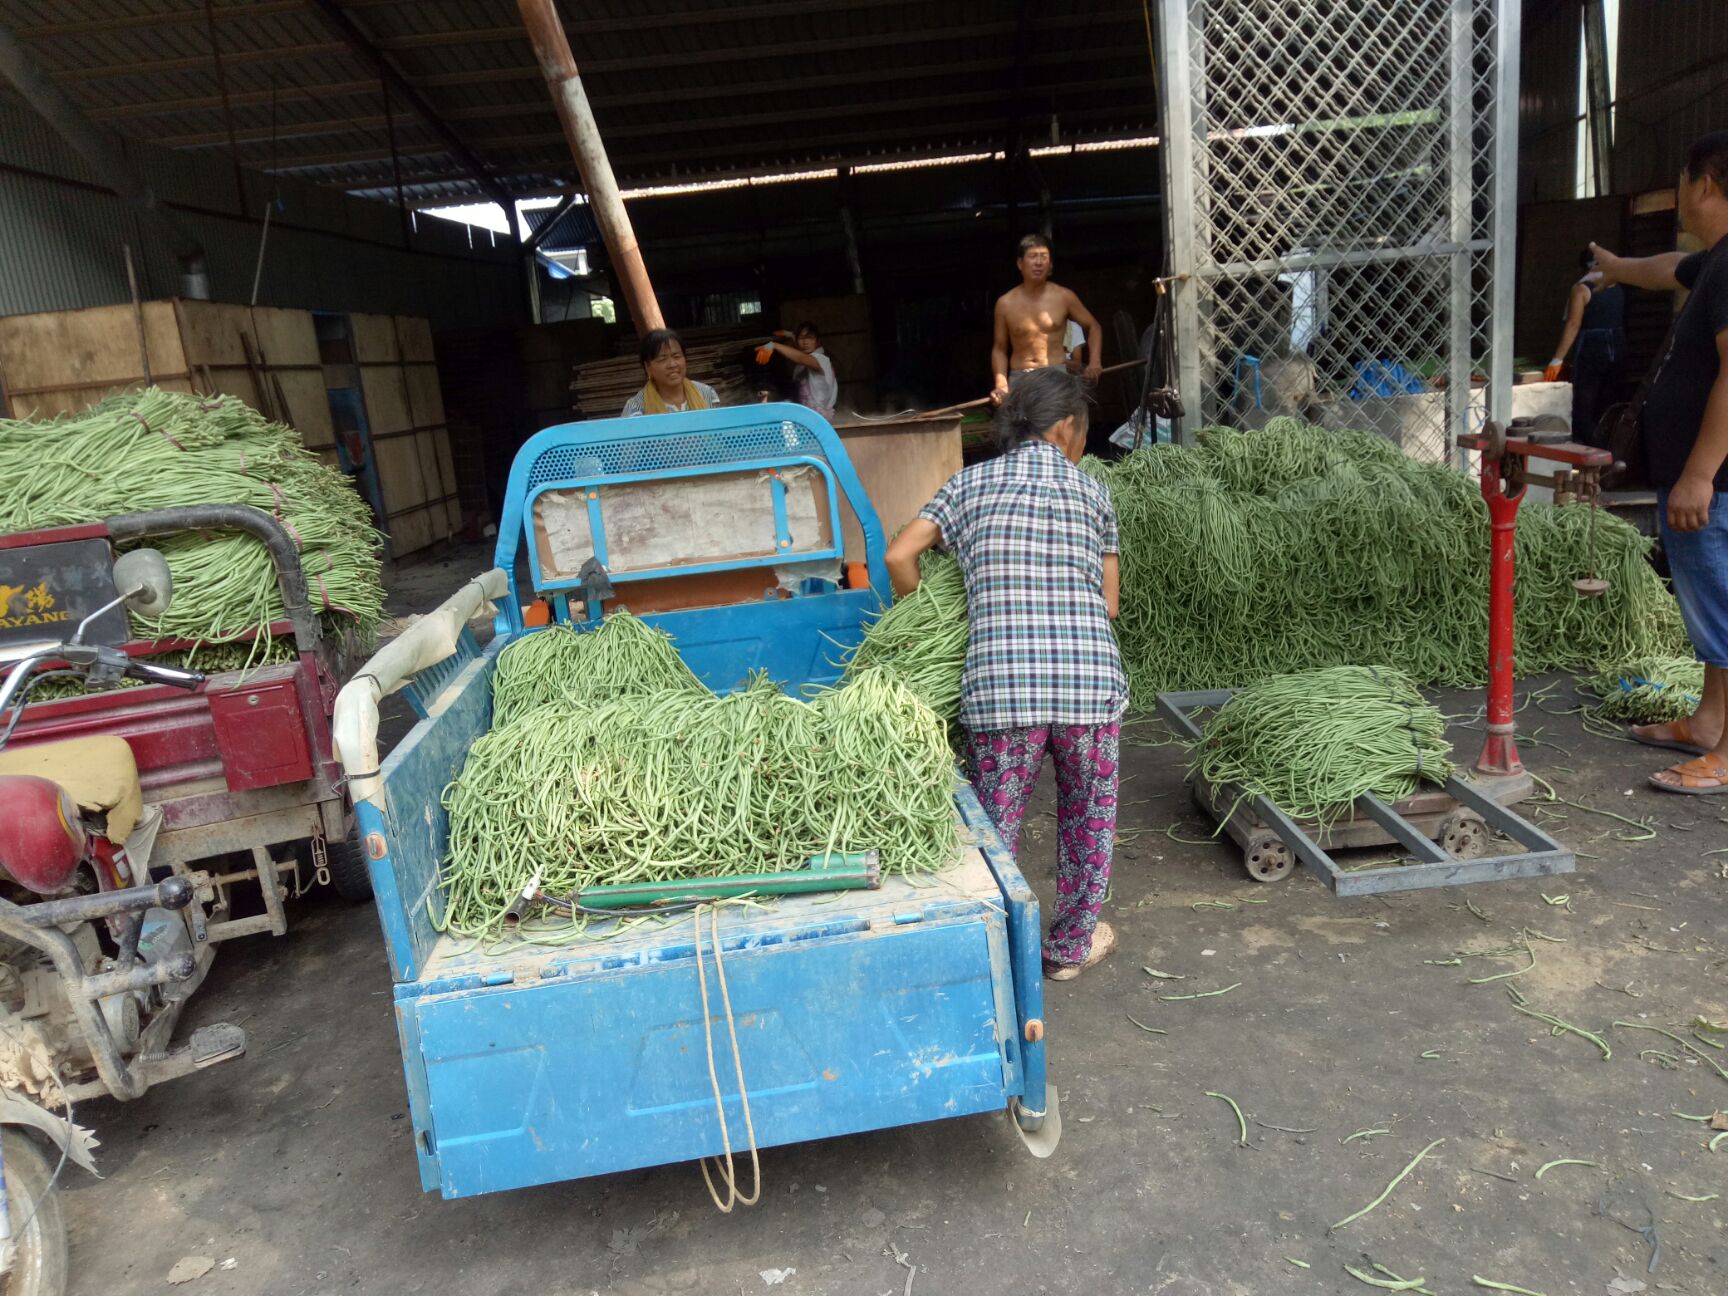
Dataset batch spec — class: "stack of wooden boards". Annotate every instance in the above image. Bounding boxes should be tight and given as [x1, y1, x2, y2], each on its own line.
[570, 323, 753, 418]
[0, 300, 458, 560]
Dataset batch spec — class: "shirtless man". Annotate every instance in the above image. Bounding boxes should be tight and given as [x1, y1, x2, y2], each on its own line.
[991, 234, 1103, 404]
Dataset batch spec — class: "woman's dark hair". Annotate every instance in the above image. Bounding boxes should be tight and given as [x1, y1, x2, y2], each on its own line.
[992, 366, 1091, 453]
[795, 320, 820, 339]
[1579, 246, 1596, 270]
[639, 327, 683, 365]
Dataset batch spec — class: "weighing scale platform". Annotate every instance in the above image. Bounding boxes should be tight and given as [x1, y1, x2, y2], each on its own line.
[1156, 689, 1575, 897]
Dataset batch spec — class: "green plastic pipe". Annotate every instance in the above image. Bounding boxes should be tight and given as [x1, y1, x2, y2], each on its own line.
[574, 851, 881, 911]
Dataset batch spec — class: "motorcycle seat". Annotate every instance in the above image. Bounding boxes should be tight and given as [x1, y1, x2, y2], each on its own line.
[0, 735, 142, 843]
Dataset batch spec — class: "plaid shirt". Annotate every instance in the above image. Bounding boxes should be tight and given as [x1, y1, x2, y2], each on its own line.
[920, 441, 1127, 730]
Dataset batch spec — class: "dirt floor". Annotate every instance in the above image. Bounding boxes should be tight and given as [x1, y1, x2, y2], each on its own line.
[57, 552, 1728, 1295]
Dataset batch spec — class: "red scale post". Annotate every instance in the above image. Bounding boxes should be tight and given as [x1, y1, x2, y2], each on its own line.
[1457, 421, 1613, 786]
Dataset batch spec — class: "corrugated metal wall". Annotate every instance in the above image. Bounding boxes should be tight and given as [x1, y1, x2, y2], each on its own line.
[1518, 0, 1580, 204]
[0, 100, 523, 330]
[1614, 1, 1728, 194]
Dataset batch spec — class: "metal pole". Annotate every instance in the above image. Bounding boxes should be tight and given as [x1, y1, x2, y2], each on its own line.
[1581, 0, 1612, 197]
[1446, 0, 1474, 465]
[517, 0, 664, 336]
[122, 243, 152, 385]
[249, 201, 273, 306]
[1488, 0, 1522, 430]
[1156, 0, 1203, 442]
[381, 77, 411, 250]
[202, 0, 247, 216]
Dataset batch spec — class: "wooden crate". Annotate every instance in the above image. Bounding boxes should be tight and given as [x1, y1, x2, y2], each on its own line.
[830, 414, 962, 563]
[0, 299, 336, 455]
[351, 313, 460, 557]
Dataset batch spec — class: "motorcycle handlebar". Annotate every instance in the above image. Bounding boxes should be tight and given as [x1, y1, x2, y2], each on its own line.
[122, 659, 205, 690]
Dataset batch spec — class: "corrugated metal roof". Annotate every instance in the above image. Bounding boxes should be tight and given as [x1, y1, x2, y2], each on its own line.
[0, 0, 1158, 202]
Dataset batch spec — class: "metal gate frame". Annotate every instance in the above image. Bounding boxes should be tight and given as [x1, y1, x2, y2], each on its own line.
[1156, 0, 1520, 463]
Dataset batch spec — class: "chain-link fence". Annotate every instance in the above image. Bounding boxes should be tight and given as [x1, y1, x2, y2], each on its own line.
[1157, 0, 1518, 463]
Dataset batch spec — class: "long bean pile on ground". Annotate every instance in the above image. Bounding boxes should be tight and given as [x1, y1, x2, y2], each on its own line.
[1193, 664, 1454, 826]
[846, 419, 1689, 710]
[442, 659, 960, 939]
[1580, 655, 1704, 723]
[0, 388, 384, 648]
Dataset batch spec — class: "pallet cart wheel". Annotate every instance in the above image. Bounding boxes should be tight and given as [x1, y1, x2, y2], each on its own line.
[1243, 831, 1293, 882]
[1439, 809, 1490, 860]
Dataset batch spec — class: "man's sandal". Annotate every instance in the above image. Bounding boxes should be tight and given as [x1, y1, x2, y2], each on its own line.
[1629, 717, 1711, 758]
[1649, 754, 1728, 795]
[1045, 921, 1118, 981]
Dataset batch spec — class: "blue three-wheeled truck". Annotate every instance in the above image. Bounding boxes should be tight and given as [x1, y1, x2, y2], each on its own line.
[332, 404, 1055, 1200]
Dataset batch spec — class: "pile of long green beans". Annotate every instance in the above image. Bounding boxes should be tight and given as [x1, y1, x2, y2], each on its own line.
[847, 418, 1689, 710]
[0, 389, 384, 646]
[1194, 664, 1454, 825]
[1579, 654, 1704, 723]
[491, 612, 706, 725]
[840, 552, 967, 721]
[441, 666, 960, 937]
[1095, 419, 1689, 706]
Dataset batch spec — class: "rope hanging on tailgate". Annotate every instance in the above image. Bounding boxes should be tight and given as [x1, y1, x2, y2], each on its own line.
[694, 903, 761, 1212]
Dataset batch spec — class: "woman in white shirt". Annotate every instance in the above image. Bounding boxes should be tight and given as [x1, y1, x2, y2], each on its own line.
[621, 329, 719, 417]
[765, 321, 838, 419]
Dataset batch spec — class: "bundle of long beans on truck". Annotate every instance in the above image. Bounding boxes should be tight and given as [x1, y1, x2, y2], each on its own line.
[0, 388, 385, 662]
[840, 551, 967, 722]
[844, 418, 1689, 711]
[438, 614, 961, 940]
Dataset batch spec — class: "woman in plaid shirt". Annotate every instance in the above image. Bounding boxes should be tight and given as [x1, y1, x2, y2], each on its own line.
[887, 367, 1126, 980]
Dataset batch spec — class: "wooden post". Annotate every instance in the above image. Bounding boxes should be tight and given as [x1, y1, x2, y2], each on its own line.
[517, 0, 664, 336]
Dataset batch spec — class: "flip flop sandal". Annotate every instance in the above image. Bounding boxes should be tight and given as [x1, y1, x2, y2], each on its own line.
[1044, 920, 1118, 981]
[1628, 717, 1709, 758]
[1648, 754, 1728, 796]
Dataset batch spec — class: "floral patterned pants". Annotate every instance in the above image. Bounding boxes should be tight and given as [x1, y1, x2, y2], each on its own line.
[961, 721, 1121, 965]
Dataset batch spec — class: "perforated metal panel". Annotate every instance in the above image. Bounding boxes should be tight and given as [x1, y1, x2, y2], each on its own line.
[525, 418, 829, 491]
[1158, 0, 1519, 464]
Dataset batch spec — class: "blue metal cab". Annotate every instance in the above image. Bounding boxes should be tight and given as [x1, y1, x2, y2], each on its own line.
[341, 404, 1049, 1199]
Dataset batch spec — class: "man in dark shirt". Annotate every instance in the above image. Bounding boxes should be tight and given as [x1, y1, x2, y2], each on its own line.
[1590, 130, 1728, 793]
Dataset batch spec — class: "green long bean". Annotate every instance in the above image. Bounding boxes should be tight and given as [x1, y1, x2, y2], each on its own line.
[442, 664, 960, 938]
[0, 388, 384, 645]
[841, 550, 967, 721]
[1192, 665, 1453, 827]
[848, 419, 1691, 711]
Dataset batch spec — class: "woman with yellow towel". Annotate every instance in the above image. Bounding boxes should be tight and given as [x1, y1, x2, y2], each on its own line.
[621, 329, 720, 416]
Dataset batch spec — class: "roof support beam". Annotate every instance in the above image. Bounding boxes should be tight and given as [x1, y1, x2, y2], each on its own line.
[14, 1, 301, 39]
[268, 103, 1152, 174]
[303, 0, 516, 213]
[0, 20, 210, 296]
[64, 41, 346, 81]
[191, 76, 1149, 154]
[87, 44, 1145, 125]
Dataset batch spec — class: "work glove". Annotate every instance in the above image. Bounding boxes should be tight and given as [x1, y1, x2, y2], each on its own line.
[1543, 359, 1565, 383]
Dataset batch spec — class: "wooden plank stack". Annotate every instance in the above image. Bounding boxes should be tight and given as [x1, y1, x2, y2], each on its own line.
[350, 314, 461, 558]
[571, 324, 754, 418]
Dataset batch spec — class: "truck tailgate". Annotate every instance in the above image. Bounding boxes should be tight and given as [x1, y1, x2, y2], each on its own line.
[396, 848, 1026, 1199]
